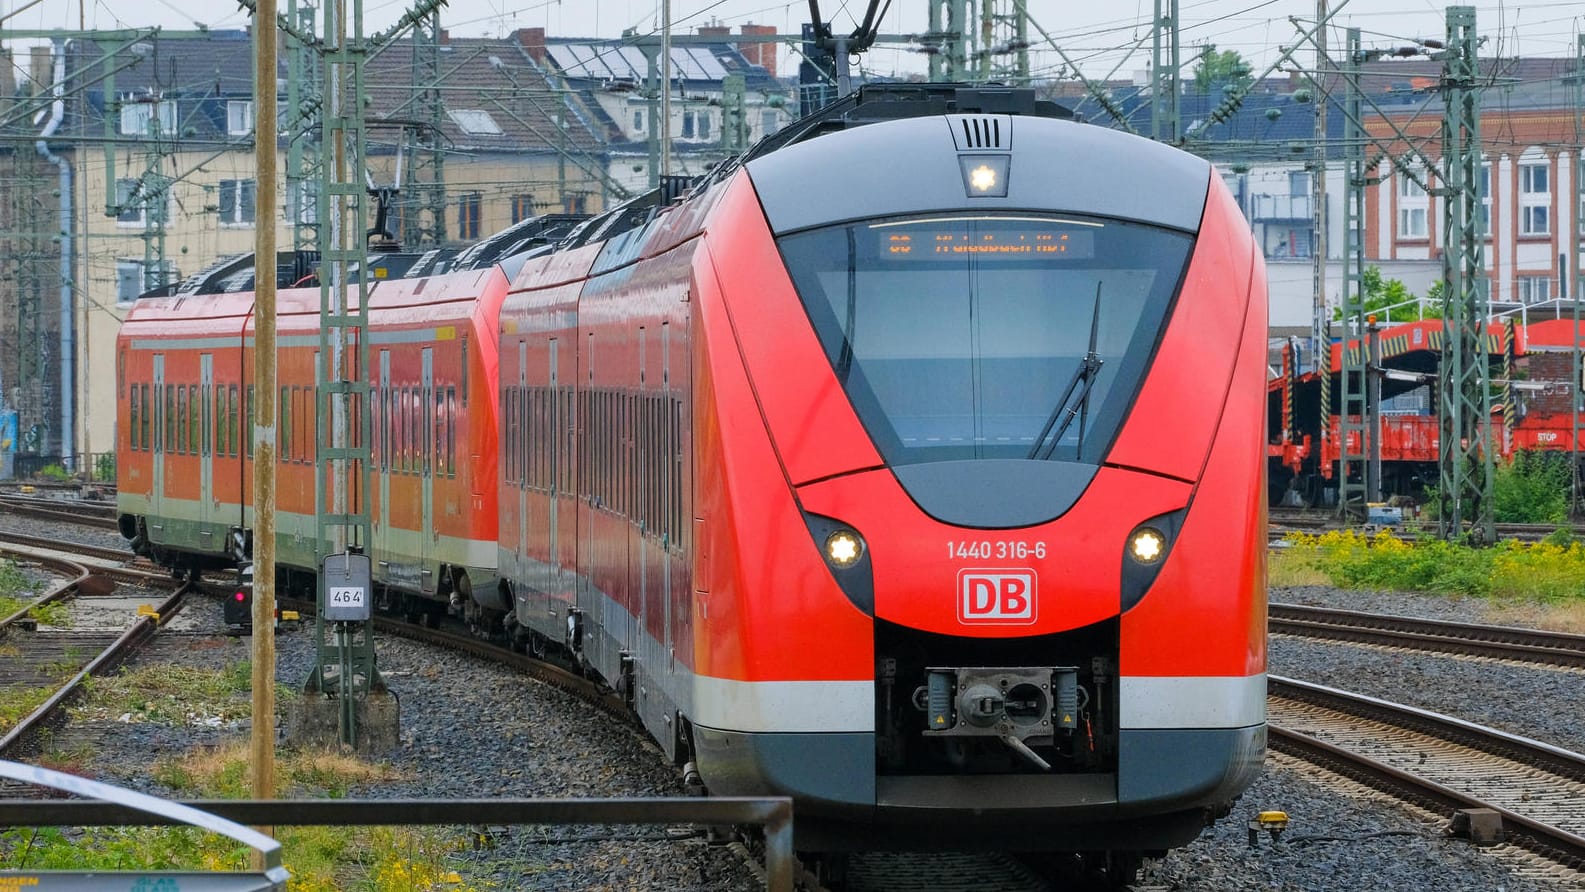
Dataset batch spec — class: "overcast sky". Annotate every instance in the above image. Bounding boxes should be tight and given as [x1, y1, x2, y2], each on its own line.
[4, 1, 1582, 84]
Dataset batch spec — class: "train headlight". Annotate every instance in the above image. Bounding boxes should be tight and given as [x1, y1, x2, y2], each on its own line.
[1128, 528, 1166, 564]
[825, 529, 865, 569]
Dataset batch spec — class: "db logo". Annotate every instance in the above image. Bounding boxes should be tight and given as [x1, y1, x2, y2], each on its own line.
[958, 569, 1037, 625]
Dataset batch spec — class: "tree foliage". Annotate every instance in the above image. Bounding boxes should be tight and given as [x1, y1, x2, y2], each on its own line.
[1192, 45, 1252, 94]
[1332, 265, 1444, 322]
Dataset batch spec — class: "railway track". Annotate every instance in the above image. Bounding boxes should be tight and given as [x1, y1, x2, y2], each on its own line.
[1270, 602, 1585, 669]
[0, 495, 118, 531]
[0, 544, 190, 762]
[1269, 676, 1585, 872]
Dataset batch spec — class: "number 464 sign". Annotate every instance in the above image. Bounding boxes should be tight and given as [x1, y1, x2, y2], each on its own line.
[323, 552, 373, 621]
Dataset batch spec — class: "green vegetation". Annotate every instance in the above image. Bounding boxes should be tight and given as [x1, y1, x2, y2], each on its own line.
[1274, 529, 1585, 600]
[74, 661, 284, 726]
[1330, 265, 1443, 322]
[94, 452, 116, 482]
[1, 745, 476, 891]
[1192, 44, 1252, 94]
[5, 662, 481, 891]
[1422, 450, 1572, 525]
[35, 463, 72, 483]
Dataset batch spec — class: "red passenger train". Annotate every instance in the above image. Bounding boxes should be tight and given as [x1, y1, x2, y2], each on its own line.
[120, 85, 1267, 878]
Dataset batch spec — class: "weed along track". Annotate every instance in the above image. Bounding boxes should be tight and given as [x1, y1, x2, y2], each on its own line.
[0, 540, 190, 761]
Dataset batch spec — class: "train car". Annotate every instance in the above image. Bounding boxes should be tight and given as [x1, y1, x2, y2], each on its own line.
[115, 243, 522, 624]
[498, 85, 1267, 877]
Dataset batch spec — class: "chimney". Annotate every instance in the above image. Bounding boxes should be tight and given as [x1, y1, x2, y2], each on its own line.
[28, 46, 52, 96]
[0, 50, 15, 98]
[515, 27, 546, 64]
[739, 24, 777, 79]
[697, 24, 731, 37]
[439, 29, 450, 45]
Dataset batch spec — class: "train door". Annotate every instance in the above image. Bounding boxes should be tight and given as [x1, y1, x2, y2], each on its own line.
[421, 348, 435, 593]
[199, 354, 213, 539]
[378, 351, 391, 572]
[152, 354, 165, 524]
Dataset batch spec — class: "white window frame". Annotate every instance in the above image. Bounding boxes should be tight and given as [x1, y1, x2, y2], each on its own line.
[119, 99, 176, 136]
[446, 108, 502, 136]
[218, 178, 256, 227]
[227, 100, 253, 136]
[1396, 166, 1429, 240]
[1518, 275, 1551, 304]
[1520, 159, 1550, 236]
[114, 177, 167, 228]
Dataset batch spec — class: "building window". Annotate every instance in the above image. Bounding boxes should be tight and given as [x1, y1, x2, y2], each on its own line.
[292, 179, 318, 225]
[633, 110, 644, 132]
[446, 109, 502, 136]
[120, 99, 177, 136]
[1478, 163, 1491, 237]
[1520, 161, 1549, 235]
[115, 178, 166, 227]
[681, 111, 695, 139]
[564, 193, 588, 215]
[698, 112, 711, 140]
[218, 179, 256, 226]
[1518, 276, 1551, 304]
[458, 192, 481, 240]
[511, 194, 536, 224]
[227, 100, 253, 136]
[761, 109, 778, 136]
[1396, 167, 1428, 240]
[116, 259, 175, 303]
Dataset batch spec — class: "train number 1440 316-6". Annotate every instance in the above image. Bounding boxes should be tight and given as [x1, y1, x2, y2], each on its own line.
[947, 540, 1047, 560]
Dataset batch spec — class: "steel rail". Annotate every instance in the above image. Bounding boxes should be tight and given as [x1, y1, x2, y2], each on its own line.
[1269, 603, 1585, 668]
[0, 497, 119, 530]
[0, 579, 190, 756]
[1270, 676, 1585, 871]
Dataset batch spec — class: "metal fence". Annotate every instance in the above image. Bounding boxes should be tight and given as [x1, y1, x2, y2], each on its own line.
[0, 761, 795, 891]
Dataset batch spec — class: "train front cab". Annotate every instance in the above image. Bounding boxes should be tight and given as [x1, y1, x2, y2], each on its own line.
[685, 112, 1266, 852]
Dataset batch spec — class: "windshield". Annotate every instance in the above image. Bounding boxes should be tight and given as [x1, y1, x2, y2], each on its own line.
[778, 214, 1193, 466]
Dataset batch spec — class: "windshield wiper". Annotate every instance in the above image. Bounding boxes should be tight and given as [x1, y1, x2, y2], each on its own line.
[1028, 284, 1104, 461]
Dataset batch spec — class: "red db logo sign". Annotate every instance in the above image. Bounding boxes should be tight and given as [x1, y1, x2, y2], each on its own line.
[958, 569, 1037, 625]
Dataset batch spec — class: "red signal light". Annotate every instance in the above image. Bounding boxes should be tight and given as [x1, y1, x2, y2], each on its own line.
[235, 591, 247, 602]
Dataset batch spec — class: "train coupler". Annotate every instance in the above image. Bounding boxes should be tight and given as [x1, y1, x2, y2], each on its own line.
[914, 666, 1083, 770]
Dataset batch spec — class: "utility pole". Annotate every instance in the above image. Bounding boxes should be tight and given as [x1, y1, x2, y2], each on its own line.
[300, 0, 389, 750]
[927, 0, 969, 82]
[1571, 34, 1585, 515]
[1435, 5, 1494, 542]
[1337, 27, 1371, 521]
[250, 0, 279, 813]
[660, 0, 672, 180]
[286, 0, 321, 263]
[1150, 0, 1180, 144]
[402, 8, 445, 247]
[1311, 0, 1329, 374]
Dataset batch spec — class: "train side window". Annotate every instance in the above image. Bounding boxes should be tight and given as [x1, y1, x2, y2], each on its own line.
[202, 384, 212, 458]
[672, 398, 683, 546]
[164, 385, 174, 453]
[245, 385, 255, 460]
[190, 385, 201, 455]
[447, 386, 457, 478]
[142, 384, 151, 452]
[280, 386, 291, 461]
[176, 386, 189, 455]
[461, 338, 469, 407]
[129, 386, 141, 451]
[433, 386, 443, 477]
[228, 385, 239, 458]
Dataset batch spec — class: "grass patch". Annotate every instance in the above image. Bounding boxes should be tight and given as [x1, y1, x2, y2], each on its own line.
[0, 559, 34, 596]
[0, 685, 59, 735]
[1268, 539, 1331, 587]
[74, 661, 293, 726]
[1279, 530, 1585, 600]
[0, 745, 477, 891]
